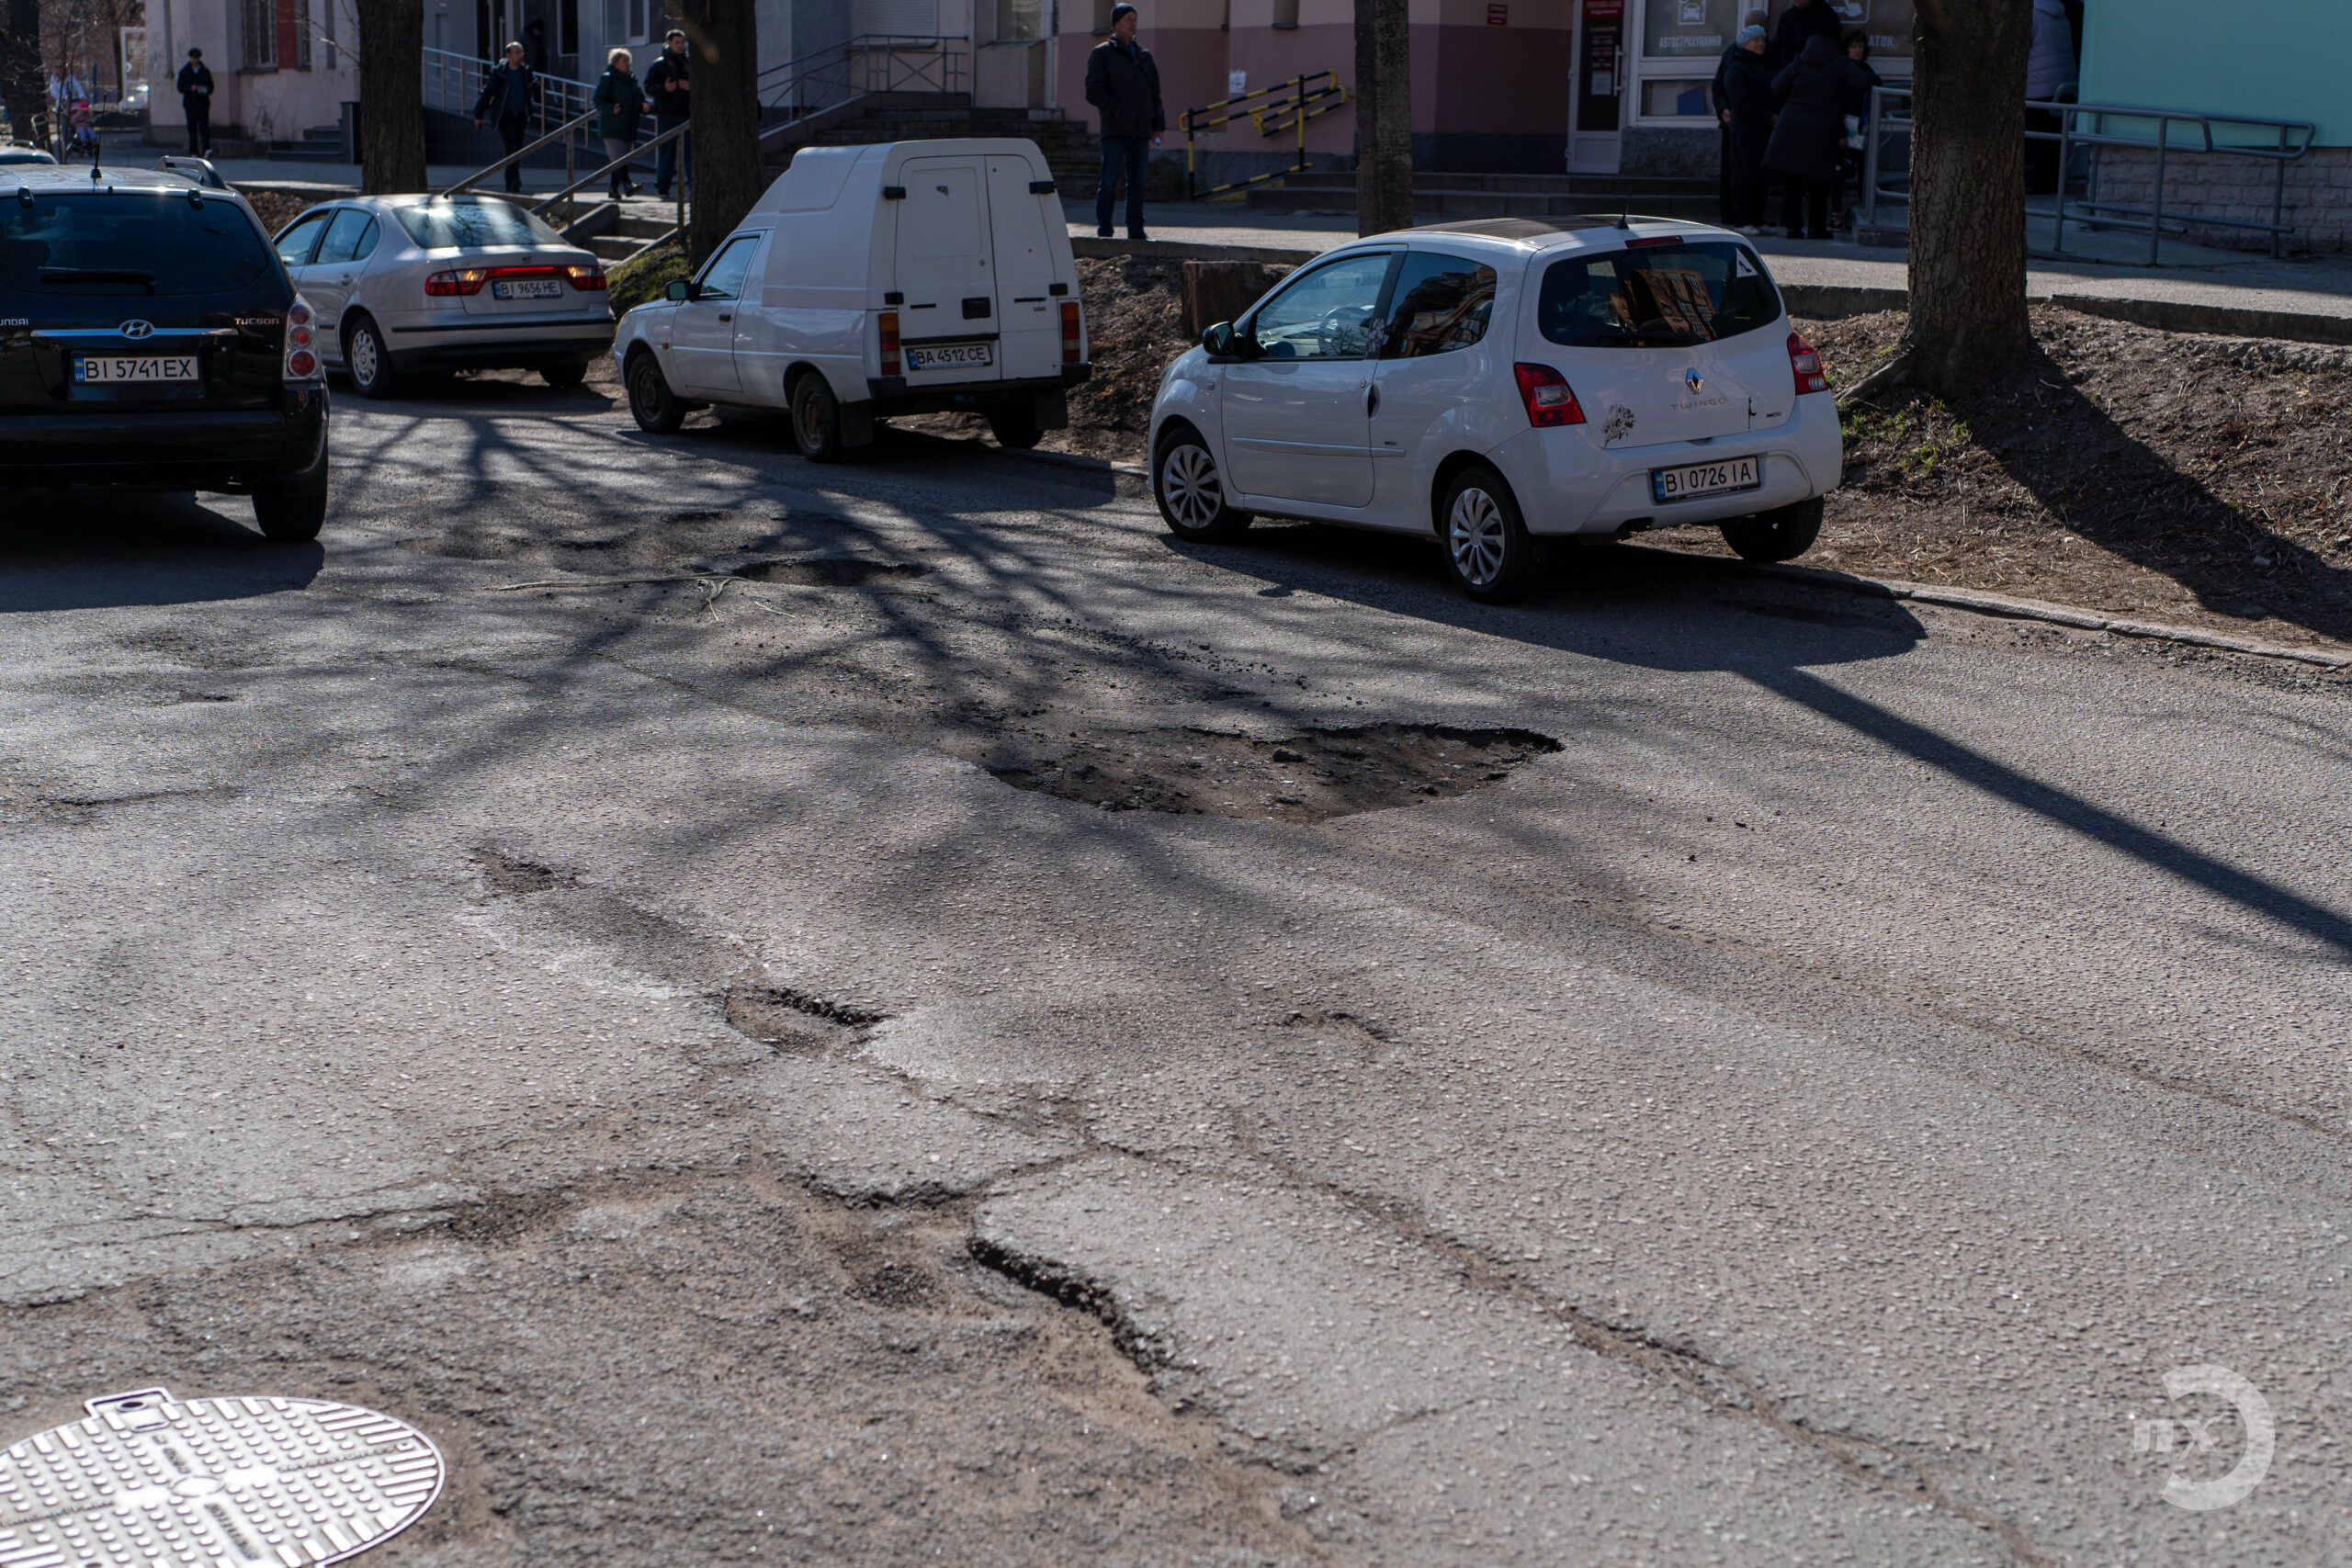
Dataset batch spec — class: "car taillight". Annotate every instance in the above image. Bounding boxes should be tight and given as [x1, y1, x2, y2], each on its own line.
[878, 310, 900, 377]
[1513, 363, 1586, 427]
[1060, 300, 1082, 365]
[1789, 330, 1828, 395]
[564, 264, 606, 291]
[283, 296, 319, 381]
[424, 267, 488, 297]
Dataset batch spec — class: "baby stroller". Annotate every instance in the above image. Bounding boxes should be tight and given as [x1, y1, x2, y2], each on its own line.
[64, 99, 97, 161]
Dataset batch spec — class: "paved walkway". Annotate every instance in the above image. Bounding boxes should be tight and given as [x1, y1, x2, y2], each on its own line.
[1062, 198, 2352, 325]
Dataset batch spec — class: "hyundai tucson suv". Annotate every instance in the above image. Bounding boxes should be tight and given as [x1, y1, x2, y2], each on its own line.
[1148, 216, 1841, 604]
[0, 165, 328, 539]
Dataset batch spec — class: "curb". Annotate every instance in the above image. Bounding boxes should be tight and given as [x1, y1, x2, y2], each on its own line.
[1072, 234, 1326, 266]
[1624, 544, 2352, 670]
[2043, 292, 2352, 352]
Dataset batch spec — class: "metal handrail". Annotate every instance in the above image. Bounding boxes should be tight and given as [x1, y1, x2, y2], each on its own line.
[440, 107, 598, 196]
[422, 46, 601, 125]
[755, 33, 969, 121]
[1182, 71, 1350, 200]
[527, 119, 691, 247]
[1860, 87, 2317, 265]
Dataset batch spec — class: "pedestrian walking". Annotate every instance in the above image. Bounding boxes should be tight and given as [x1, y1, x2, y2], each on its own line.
[1764, 32, 1862, 241]
[1834, 30, 1883, 229]
[1768, 0, 1843, 71]
[1712, 9, 1768, 226]
[1722, 26, 1776, 234]
[472, 41, 538, 195]
[2024, 0, 2077, 195]
[594, 49, 647, 199]
[1084, 4, 1163, 243]
[175, 47, 213, 157]
[643, 29, 693, 200]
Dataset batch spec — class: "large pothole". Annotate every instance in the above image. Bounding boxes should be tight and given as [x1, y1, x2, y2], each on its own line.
[956, 722, 1561, 823]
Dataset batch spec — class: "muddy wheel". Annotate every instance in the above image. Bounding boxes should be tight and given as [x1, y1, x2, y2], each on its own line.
[626, 349, 684, 434]
[1442, 465, 1544, 604]
[1154, 425, 1250, 543]
[791, 371, 847, 463]
[1720, 496, 1825, 562]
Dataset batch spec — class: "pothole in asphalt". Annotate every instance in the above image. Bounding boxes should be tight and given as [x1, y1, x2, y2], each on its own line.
[733, 557, 933, 587]
[959, 722, 1562, 823]
[723, 978, 890, 1054]
[470, 846, 572, 897]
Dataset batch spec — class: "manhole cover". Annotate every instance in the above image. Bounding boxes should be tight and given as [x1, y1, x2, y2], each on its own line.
[0, 1387, 442, 1567]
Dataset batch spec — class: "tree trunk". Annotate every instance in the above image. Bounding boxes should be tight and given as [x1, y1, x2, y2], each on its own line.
[355, 0, 426, 194]
[1905, 0, 2035, 397]
[680, 0, 763, 265]
[1352, 0, 1412, 238]
[0, 0, 44, 150]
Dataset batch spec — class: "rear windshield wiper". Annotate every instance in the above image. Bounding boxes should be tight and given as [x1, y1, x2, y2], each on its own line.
[40, 267, 156, 288]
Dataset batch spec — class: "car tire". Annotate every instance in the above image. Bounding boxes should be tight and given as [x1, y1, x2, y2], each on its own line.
[344, 315, 402, 400]
[1720, 495, 1825, 563]
[625, 349, 684, 434]
[790, 371, 847, 464]
[1442, 465, 1545, 604]
[988, 400, 1042, 450]
[540, 361, 588, 389]
[1154, 424, 1250, 543]
[251, 483, 326, 543]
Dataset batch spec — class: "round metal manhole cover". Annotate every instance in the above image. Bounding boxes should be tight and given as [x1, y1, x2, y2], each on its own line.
[0, 1388, 443, 1568]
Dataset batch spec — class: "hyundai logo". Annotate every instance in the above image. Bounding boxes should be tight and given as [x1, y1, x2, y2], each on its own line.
[119, 320, 155, 340]
[1684, 367, 1704, 394]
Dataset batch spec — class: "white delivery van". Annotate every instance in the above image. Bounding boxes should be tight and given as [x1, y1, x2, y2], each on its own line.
[612, 139, 1091, 461]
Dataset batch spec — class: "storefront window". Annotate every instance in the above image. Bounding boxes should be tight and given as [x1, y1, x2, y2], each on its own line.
[1642, 0, 1736, 63]
[1630, 0, 1912, 123]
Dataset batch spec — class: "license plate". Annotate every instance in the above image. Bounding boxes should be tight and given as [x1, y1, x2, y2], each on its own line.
[1652, 454, 1761, 502]
[492, 279, 564, 300]
[74, 355, 199, 385]
[905, 342, 993, 371]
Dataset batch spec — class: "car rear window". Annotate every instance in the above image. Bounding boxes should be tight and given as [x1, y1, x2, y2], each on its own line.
[0, 191, 276, 298]
[1536, 241, 1781, 349]
[392, 199, 564, 250]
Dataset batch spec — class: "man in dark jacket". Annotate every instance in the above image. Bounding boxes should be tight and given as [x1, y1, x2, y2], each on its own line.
[1764, 32, 1866, 240]
[1711, 9, 1767, 224]
[1769, 0, 1843, 71]
[175, 48, 213, 157]
[643, 30, 692, 200]
[1721, 27, 1776, 232]
[1084, 4, 1163, 242]
[471, 42, 537, 194]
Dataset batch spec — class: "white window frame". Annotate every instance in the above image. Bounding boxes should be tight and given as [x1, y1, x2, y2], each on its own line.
[1624, 2, 1914, 128]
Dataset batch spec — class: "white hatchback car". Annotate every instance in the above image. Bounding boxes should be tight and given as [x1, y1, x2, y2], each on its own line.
[1148, 216, 1842, 603]
[268, 195, 613, 398]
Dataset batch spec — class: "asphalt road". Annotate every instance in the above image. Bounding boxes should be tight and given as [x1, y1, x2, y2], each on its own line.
[4, 372, 2349, 1568]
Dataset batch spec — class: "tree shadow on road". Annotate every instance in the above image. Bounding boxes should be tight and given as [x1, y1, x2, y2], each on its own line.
[0, 491, 322, 614]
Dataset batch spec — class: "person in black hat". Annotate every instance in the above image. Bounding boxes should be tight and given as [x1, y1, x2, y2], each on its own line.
[1084, 3, 1163, 242]
[175, 47, 214, 157]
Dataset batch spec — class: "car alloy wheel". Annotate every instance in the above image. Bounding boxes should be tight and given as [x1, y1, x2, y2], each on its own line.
[1447, 485, 1509, 589]
[1161, 443, 1226, 533]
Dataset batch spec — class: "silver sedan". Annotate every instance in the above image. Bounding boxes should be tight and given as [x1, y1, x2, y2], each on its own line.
[269, 194, 613, 397]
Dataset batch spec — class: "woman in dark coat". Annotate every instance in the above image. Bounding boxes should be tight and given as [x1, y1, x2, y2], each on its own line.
[1721, 27, 1776, 233]
[1764, 32, 1863, 241]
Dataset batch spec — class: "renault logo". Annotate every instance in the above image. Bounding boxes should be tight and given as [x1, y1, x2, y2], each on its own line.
[119, 320, 155, 339]
[1684, 367, 1704, 393]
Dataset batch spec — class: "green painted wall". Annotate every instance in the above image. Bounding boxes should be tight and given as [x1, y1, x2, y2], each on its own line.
[2080, 1, 2349, 145]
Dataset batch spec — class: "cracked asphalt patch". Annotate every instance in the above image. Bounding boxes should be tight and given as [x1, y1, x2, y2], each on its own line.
[0, 1173, 1328, 1568]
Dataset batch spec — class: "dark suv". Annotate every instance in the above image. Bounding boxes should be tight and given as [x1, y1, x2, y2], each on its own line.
[1, 166, 328, 539]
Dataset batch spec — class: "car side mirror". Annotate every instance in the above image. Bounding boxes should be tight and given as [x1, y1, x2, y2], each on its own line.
[664, 277, 695, 302]
[1204, 321, 1251, 361]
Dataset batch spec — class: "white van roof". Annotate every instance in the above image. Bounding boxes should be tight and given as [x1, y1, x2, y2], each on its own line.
[750, 139, 1057, 217]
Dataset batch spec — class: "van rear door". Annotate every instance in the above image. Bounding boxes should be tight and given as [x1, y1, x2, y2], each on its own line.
[891, 156, 1004, 385]
[983, 155, 1061, 382]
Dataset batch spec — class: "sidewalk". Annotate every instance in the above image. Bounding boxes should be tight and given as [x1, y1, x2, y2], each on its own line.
[1061, 197, 2352, 336]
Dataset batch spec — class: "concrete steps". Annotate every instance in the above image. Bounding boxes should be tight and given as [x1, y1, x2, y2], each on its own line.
[266, 125, 347, 163]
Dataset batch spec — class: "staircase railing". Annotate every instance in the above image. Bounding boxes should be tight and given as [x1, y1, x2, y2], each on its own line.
[755, 33, 969, 142]
[423, 46, 602, 127]
[528, 119, 692, 252]
[1181, 71, 1350, 200]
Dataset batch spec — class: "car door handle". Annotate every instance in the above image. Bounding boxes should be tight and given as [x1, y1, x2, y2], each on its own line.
[338, 275, 353, 284]
[718, 313, 731, 322]
[1365, 384, 1379, 415]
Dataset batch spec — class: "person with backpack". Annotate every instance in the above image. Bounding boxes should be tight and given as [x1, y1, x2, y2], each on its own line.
[471, 41, 538, 195]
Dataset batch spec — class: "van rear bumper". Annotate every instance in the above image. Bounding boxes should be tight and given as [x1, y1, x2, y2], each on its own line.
[864, 363, 1091, 417]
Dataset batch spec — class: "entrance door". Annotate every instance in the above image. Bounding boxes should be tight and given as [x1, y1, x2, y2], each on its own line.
[1568, 0, 1624, 175]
